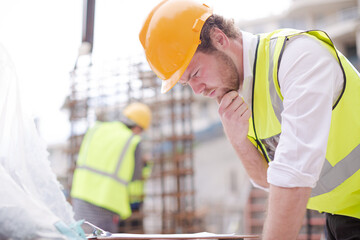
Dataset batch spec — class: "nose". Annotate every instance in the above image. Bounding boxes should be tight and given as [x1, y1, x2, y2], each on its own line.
[188, 80, 205, 95]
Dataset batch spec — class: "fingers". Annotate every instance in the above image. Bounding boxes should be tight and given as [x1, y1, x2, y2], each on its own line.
[218, 91, 238, 113]
[220, 91, 238, 105]
[218, 91, 247, 116]
[240, 107, 251, 119]
[225, 95, 242, 113]
[217, 91, 251, 144]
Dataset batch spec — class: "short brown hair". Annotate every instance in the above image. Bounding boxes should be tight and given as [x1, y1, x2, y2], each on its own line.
[197, 14, 240, 53]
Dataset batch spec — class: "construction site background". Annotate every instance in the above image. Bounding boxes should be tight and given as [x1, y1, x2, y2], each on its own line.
[45, 0, 360, 239]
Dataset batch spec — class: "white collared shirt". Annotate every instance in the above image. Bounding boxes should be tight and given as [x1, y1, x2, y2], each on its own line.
[240, 31, 344, 189]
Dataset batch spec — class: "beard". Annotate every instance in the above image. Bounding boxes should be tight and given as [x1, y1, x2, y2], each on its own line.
[214, 50, 240, 103]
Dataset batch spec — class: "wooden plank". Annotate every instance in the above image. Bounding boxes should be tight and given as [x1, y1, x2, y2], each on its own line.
[93, 234, 260, 240]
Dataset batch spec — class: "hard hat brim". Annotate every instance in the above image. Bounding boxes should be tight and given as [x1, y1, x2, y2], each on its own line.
[160, 48, 196, 94]
[159, 20, 207, 94]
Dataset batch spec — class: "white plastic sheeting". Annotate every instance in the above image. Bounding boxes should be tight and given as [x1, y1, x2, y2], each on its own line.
[0, 43, 78, 239]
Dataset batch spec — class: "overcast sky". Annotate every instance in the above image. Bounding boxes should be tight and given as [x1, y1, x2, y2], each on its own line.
[0, 0, 290, 145]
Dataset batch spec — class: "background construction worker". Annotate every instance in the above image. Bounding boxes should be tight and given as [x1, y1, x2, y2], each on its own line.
[139, 0, 360, 239]
[71, 102, 152, 234]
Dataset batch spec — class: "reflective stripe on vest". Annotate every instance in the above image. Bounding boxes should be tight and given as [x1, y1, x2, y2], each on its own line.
[268, 36, 284, 124]
[251, 29, 360, 218]
[311, 143, 360, 197]
[264, 30, 360, 197]
[76, 133, 136, 186]
[71, 121, 141, 219]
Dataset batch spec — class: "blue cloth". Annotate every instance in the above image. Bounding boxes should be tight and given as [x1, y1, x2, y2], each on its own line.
[54, 220, 86, 240]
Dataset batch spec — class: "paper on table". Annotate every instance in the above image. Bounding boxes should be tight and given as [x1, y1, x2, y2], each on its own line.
[106, 232, 236, 239]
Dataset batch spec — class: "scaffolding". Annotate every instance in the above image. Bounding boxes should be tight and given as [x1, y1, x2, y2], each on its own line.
[66, 53, 203, 233]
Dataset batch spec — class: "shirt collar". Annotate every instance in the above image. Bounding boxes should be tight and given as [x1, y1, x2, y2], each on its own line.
[239, 30, 258, 107]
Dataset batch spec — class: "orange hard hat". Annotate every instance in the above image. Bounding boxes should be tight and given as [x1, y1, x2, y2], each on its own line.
[139, 0, 212, 93]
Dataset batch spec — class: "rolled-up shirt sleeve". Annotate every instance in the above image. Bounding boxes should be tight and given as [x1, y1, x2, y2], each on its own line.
[267, 35, 344, 188]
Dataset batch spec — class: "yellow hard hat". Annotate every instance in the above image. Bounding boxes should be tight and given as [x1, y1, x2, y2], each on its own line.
[139, 0, 212, 93]
[123, 102, 152, 130]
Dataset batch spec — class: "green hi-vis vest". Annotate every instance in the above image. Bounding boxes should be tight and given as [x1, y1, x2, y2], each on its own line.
[248, 29, 360, 219]
[71, 121, 141, 219]
[129, 162, 153, 204]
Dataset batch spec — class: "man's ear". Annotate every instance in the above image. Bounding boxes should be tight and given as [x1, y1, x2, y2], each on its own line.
[211, 28, 229, 50]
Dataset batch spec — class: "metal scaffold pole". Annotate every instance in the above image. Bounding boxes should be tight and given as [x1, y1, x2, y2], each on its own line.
[65, 1, 204, 233]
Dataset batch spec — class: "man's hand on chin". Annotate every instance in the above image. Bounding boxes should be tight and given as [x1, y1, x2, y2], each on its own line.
[218, 91, 250, 145]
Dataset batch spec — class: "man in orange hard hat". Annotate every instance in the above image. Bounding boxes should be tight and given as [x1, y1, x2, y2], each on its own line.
[139, 0, 360, 239]
[71, 102, 152, 234]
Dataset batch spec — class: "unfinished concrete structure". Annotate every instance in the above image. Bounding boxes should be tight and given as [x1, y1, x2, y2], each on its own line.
[67, 49, 201, 233]
[63, 0, 205, 234]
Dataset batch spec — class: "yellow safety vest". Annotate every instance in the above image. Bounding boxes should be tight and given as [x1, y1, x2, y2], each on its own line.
[248, 29, 360, 218]
[71, 121, 141, 219]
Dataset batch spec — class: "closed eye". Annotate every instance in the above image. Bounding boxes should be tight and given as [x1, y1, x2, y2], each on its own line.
[181, 69, 199, 86]
[192, 69, 199, 78]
